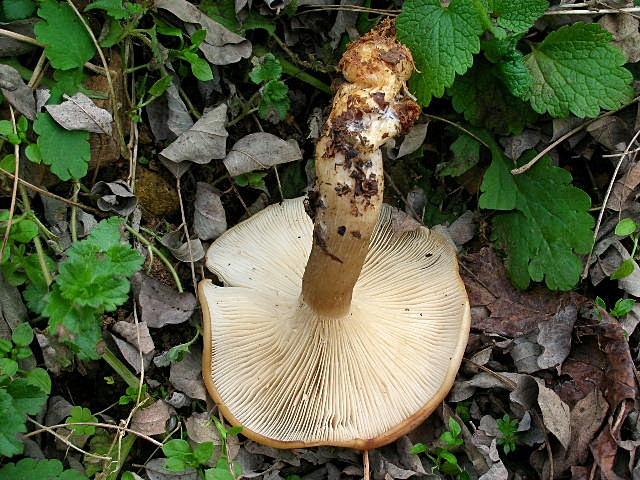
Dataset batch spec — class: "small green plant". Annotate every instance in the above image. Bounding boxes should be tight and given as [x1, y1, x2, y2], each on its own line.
[0, 457, 88, 480]
[234, 171, 268, 190]
[163, 439, 215, 474]
[455, 401, 471, 422]
[595, 296, 636, 320]
[410, 417, 470, 479]
[65, 406, 98, 435]
[496, 414, 520, 454]
[118, 384, 150, 406]
[249, 53, 290, 123]
[610, 218, 640, 280]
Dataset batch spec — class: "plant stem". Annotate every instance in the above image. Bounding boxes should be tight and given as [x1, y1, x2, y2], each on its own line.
[102, 346, 140, 389]
[70, 180, 80, 243]
[19, 184, 52, 286]
[125, 224, 183, 292]
[253, 46, 331, 94]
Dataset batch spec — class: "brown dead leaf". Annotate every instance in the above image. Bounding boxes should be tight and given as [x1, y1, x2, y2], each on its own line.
[131, 400, 174, 436]
[138, 274, 197, 328]
[461, 248, 580, 338]
[169, 351, 207, 400]
[185, 412, 240, 464]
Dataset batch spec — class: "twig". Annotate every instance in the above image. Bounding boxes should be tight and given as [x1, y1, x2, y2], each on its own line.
[582, 128, 640, 279]
[26, 418, 113, 460]
[422, 113, 490, 150]
[545, 6, 640, 15]
[125, 225, 183, 292]
[70, 180, 80, 243]
[512, 96, 640, 175]
[25, 419, 163, 447]
[0, 107, 20, 260]
[65, 0, 128, 157]
[176, 177, 197, 292]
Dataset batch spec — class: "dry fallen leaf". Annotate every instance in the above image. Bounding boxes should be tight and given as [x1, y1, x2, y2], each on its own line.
[194, 182, 227, 241]
[155, 0, 251, 65]
[111, 334, 153, 374]
[160, 104, 228, 176]
[137, 274, 197, 328]
[185, 412, 240, 464]
[223, 132, 302, 177]
[146, 81, 194, 142]
[0, 271, 27, 340]
[112, 321, 154, 354]
[0, 63, 35, 120]
[499, 129, 541, 161]
[131, 400, 174, 436]
[169, 351, 207, 400]
[599, 14, 640, 63]
[159, 231, 205, 263]
[46, 92, 113, 135]
[91, 180, 137, 215]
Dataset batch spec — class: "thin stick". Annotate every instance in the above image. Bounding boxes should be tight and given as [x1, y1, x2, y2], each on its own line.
[512, 96, 640, 175]
[176, 177, 197, 292]
[545, 6, 640, 15]
[582, 128, 640, 279]
[0, 167, 103, 214]
[0, 107, 20, 260]
[26, 418, 113, 460]
[25, 420, 163, 447]
[422, 113, 490, 150]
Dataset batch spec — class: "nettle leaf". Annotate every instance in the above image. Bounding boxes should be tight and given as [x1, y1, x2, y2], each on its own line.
[482, 35, 531, 98]
[449, 58, 537, 135]
[480, 149, 594, 290]
[524, 22, 633, 118]
[397, 0, 483, 106]
[250, 54, 282, 84]
[35, 1, 96, 70]
[259, 80, 290, 123]
[488, 0, 548, 33]
[33, 113, 90, 181]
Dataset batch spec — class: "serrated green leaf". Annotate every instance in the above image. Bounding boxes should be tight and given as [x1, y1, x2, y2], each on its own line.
[66, 405, 98, 435]
[50, 68, 87, 104]
[24, 367, 51, 395]
[450, 58, 537, 135]
[397, 0, 483, 106]
[480, 149, 595, 290]
[488, 0, 548, 32]
[9, 219, 38, 243]
[199, 0, 275, 36]
[84, 217, 125, 250]
[524, 22, 633, 118]
[35, 1, 96, 70]
[250, 54, 282, 84]
[99, 16, 123, 47]
[437, 133, 481, 177]
[104, 244, 144, 276]
[33, 112, 90, 181]
[259, 80, 289, 123]
[482, 35, 531, 98]
[7, 378, 47, 415]
[22, 282, 48, 314]
[1, 0, 36, 22]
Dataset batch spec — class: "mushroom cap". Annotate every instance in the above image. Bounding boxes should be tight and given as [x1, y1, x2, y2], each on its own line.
[199, 197, 470, 449]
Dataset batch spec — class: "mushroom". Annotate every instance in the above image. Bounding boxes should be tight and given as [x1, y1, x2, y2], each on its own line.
[199, 20, 470, 449]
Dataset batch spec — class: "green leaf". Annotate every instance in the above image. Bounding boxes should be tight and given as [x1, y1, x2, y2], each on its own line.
[482, 35, 531, 98]
[610, 298, 636, 317]
[85, 0, 130, 20]
[199, 0, 275, 36]
[1, 0, 36, 22]
[25, 144, 42, 164]
[193, 442, 214, 464]
[611, 258, 634, 280]
[615, 218, 638, 236]
[50, 68, 87, 104]
[189, 56, 214, 82]
[0, 153, 17, 171]
[9, 219, 38, 243]
[0, 389, 25, 457]
[164, 457, 187, 472]
[84, 217, 125, 250]
[449, 58, 537, 135]
[0, 458, 88, 480]
[448, 417, 462, 437]
[524, 22, 633, 118]
[24, 367, 52, 395]
[488, 0, 548, 32]
[99, 17, 123, 47]
[11, 322, 33, 347]
[259, 80, 290, 123]
[397, 0, 483, 106]
[480, 149, 595, 290]
[35, 1, 96, 70]
[7, 378, 47, 415]
[163, 438, 192, 457]
[66, 406, 98, 435]
[410, 442, 428, 454]
[250, 54, 282, 84]
[438, 133, 481, 177]
[32, 112, 90, 181]
[0, 358, 19, 376]
[149, 75, 173, 97]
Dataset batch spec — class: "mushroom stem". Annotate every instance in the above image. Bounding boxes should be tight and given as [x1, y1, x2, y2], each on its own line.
[301, 20, 420, 318]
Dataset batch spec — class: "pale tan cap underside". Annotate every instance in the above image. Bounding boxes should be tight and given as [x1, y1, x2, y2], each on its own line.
[199, 197, 470, 448]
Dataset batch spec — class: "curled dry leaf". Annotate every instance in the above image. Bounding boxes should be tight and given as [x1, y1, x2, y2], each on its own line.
[194, 182, 227, 241]
[394, 122, 429, 159]
[155, 0, 251, 65]
[91, 180, 137, 215]
[131, 400, 174, 436]
[0, 64, 35, 120]
[169, 350, 207, 400]
[499, 129, 541, 161]
[223, 132, 302, 177]
[146, 81, 193, 142]
[137, 274, 197, 328]
[586, 116, 630, 152]
[446, 210, 477, 250]
[159, 230, 205, 263]
[45, 93, 113, 135]
[159, 103, 228, 177]
[111, 334, 153, 374]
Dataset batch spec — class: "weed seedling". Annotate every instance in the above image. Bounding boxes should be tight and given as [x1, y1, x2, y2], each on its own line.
[411, 417, 470, 479]
[496, 414, 520, 454]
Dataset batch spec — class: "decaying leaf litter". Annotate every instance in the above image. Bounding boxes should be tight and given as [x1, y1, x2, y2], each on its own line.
[0, 0, 639, 479]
